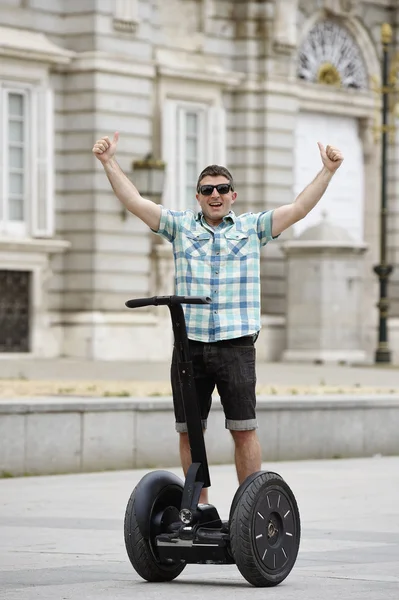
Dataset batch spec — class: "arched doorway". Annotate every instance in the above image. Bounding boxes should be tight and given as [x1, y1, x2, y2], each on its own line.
[294, 20, 370, 241]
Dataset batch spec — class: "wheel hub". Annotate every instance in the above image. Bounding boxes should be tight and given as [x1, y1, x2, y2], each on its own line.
[179, 508, 193, 524]
[253, 488, 297, 572]
[267, 519, 278, 539]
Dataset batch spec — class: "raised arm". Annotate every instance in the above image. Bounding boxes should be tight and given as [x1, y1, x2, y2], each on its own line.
[271, 142, 344, 237]
[92, 132, 161, 231]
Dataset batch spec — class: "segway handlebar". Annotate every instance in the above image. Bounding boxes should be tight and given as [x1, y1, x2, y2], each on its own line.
[125, 295, 211, 309]
[125, 293, 212, 487]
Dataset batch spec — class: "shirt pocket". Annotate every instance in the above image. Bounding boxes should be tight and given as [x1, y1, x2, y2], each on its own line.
[224, 230, 250, 257]
[183, 231, 212, 258]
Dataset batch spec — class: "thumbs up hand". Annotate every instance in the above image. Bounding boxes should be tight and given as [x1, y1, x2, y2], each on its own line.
[92, 132, 120, 164]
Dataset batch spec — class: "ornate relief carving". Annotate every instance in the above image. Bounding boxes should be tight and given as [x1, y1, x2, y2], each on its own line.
[113, 0, 140, 33]
[323, 0, 359, 16]
[298, 21, 368, 89]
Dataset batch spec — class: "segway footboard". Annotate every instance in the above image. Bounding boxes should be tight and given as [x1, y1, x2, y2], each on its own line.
[156, 512, 235, 565]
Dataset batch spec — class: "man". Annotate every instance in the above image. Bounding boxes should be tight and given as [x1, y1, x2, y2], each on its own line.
[93, 132, 343, 502]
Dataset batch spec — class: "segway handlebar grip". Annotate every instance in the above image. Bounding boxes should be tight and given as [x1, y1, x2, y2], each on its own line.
[125, 295, 211, 309]
[176, 296, 211, 305]
[125, 296, 158, 309]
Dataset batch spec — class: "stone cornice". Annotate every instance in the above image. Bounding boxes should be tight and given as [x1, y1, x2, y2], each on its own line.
[156, 48, 245, 89]
[0, 237, 70, 254]
[57, 51, 155, 79]
[0, 25, 74, 65]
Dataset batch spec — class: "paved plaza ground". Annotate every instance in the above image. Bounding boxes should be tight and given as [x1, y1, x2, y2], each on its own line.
[0, 456, 398, 599]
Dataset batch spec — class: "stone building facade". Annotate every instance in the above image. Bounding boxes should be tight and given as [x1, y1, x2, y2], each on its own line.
[0, 0, 398, 362]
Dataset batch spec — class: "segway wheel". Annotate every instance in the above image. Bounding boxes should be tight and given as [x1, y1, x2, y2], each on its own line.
[124, 470, 186, 582]
[229, 471, 300, 587]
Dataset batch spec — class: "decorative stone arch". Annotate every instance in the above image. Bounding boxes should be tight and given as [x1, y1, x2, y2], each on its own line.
[296, 12, 381, 89]
[290, 10, 382, 365]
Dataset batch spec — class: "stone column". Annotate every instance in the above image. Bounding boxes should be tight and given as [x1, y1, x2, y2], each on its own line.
[151, 239, 174, 296]
[281, 219, 368, 364]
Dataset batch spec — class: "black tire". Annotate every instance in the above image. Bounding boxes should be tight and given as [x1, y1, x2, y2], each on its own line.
[230, 471, 300, 587]
[228, 471, 263, 525]
[124, 472, 186, 582]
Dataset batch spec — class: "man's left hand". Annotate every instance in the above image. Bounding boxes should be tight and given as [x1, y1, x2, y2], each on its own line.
[317, 142, 344, 173]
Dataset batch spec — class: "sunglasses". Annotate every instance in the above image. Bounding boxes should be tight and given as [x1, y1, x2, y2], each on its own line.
[198, 183, 233, 196]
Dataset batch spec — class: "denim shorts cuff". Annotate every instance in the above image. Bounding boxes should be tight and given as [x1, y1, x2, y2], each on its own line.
[226, 418, 258, 431]
[175, 419, 208, 433]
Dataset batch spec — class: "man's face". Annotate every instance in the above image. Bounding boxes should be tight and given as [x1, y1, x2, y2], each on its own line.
[195, 176, 237, 226]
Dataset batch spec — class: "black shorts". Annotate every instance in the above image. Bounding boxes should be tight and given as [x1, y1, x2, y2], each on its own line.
[171, 336, 257, 432]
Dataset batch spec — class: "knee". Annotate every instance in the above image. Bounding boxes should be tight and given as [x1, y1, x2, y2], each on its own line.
[230, 429, 257, 447]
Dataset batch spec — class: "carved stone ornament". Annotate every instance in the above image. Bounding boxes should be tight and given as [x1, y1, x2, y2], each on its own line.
[297, 20, 368, 89]
[113, 0, 139, 33]
[323, 0, 359, 16]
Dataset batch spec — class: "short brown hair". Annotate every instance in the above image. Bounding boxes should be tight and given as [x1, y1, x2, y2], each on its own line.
[196, 165, 234, 192]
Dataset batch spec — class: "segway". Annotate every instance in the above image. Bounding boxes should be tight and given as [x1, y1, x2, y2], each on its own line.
[124, 295, 300, 586]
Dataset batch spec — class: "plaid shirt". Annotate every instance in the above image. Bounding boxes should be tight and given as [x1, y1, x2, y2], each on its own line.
[155, 208, 277, 342]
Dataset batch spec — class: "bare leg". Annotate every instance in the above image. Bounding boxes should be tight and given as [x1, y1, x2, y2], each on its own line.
[230, 429, 262, 484]
[179, 432, 208, 504]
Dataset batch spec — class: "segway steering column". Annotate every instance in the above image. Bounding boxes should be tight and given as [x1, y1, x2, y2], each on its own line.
[126, 295, 212, 521]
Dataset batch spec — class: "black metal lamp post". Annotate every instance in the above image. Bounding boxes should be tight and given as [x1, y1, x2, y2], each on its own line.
[373, 23, 398, 364]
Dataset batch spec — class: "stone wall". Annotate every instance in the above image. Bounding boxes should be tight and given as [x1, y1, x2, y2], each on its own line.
[0, 0, 398, 361]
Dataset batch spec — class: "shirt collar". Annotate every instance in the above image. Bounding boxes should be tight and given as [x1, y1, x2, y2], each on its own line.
[195, 210, 236, 225]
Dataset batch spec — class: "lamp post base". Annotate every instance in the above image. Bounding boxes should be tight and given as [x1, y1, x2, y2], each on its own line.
[373, 264, 394, 365]
[375, 346, 391, 363]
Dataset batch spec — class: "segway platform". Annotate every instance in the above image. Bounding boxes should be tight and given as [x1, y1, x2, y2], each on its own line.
[123, 295, 300, 587]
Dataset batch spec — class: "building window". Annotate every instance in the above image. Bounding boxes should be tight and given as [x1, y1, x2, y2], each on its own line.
[0, 83, 54, 238]
[178, 108, 206, 210]
[163, 100, 226, 211]
[0, 269, 31, 353]
[2, 90, 28, 235]
[8, 93, 26, 222]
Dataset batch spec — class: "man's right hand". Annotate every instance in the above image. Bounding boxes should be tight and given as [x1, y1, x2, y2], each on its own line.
[92, 132, 119, 164]
[91, 130, 162, 231]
